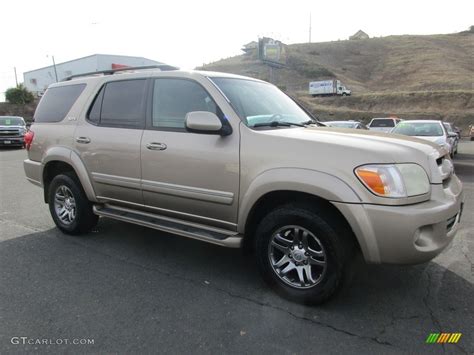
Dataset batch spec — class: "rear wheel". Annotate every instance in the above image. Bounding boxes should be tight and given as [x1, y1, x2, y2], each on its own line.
[48, 172, 98, 235]
[255, 203, 353, 305]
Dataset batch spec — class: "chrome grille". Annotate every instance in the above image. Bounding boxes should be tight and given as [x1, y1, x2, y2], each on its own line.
[0, 129, 19, 137]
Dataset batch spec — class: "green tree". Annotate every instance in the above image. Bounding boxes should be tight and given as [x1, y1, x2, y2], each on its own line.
[5, 84, 35, 104]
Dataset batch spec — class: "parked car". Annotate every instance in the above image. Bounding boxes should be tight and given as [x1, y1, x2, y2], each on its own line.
[23, 68, 463, 305]
[391, 120, 457, 157]
[442, 122, 459, 155]
[470, 125, 474, 141]
[368, 117, 403, 133]
[323, 121, 368, 129]
[0, 116, 27, 147]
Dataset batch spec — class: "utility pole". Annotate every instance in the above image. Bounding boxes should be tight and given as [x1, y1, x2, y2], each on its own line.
[309, 12, 312, 43]
[13, 67, 18, 86]
[52, 56, 59, 82]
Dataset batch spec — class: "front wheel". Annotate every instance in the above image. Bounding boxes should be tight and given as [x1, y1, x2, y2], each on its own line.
[48, 173, 98, 235]
[255, 204, 353, 305]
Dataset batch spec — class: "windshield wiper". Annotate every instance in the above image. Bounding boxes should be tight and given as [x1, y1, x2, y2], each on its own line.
[253, 121, 306, 128]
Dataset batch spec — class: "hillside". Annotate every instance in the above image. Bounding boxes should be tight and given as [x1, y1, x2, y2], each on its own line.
[200, 32, 474, 131]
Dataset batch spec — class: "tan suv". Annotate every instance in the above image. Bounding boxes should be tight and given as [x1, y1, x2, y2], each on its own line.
[23, 67, 463, 304]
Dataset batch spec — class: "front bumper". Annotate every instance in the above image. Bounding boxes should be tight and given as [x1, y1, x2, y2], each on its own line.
[333, 175, 463, 264]
[0, 137, 24, 146]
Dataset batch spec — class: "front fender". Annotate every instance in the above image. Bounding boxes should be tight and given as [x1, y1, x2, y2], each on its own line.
[237, 167, 362, 233]
[42, 146, 97, 202]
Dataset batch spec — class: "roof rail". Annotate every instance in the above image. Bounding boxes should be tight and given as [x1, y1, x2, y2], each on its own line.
[63, 64, 179, 81]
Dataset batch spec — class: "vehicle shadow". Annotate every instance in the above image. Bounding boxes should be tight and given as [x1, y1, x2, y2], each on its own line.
[0, 220, 472, 353]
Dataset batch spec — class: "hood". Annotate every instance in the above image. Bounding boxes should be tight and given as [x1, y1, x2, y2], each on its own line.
[412, 136, 444, 144]
[259, 126, 444, 166]
[368, 127, 393, 132]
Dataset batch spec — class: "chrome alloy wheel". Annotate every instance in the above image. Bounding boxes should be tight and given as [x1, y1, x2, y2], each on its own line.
[54, 185, 76, 225]
[268, 225, 327, 289]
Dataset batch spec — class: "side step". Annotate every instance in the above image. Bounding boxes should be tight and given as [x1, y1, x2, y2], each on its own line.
[93, 204, 242, 248]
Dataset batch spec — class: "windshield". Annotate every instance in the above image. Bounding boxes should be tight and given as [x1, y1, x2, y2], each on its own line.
[392, 122, 444, 136]
[369, 118, 395, 127]
[0, 117, 25, 126]
[325, 122, 357, 128]
[210, 78, 312, 128]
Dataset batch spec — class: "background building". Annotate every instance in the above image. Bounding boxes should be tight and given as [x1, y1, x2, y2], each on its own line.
[349, 30, 370, 40]
[23, 54, 166, 95]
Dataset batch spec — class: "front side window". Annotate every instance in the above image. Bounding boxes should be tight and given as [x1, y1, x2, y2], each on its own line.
[34, 84, 86, 122]
[152, 78, 218, 130]
[210, 78, 312, 128]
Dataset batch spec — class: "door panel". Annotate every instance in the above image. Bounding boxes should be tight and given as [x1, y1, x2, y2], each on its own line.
[141, 130, 239, 227]
[75, 125, 144, 204]
[140, 78, 239, 228]
[74, 79, 147, 204]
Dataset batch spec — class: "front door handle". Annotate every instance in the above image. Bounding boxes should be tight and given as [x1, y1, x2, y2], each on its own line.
[76, 136, 91, 144]
[146, 142, 167, 151]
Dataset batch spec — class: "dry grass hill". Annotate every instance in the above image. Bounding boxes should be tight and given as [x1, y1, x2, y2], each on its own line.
[200, 31, 474, 131]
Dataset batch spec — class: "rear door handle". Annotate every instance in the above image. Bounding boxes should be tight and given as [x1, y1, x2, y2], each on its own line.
[146, 142, 167, 151]
[76, 137, 91, 144]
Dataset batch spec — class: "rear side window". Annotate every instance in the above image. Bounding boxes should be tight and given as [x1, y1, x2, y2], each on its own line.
[100, 79, 147, 128]
[370, 119, 395, 128]
[152, 78, 218, 130]
[34, 84, 86, 122]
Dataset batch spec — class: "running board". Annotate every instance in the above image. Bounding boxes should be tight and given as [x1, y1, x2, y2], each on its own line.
[93, 205, 242, 248]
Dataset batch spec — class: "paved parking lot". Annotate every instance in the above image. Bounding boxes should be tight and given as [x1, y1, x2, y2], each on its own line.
[0, 141, 473, 354]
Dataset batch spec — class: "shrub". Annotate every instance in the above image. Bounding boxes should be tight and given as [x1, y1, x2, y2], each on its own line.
[5, 84, 35, 104]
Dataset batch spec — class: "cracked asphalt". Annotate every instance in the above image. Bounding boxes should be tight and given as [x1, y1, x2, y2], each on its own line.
[0, 141, 473, 354]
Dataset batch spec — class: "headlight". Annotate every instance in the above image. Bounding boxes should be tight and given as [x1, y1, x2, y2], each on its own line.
[355, 164, 430, 198]
[19, 128, 26, 136]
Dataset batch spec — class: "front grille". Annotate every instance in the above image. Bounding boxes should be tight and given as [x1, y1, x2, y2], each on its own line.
[0, 130, 19, 137]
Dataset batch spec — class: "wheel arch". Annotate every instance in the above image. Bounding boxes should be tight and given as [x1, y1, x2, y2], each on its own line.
[42, 147, 97, 203]
[239, 168, 364, 253]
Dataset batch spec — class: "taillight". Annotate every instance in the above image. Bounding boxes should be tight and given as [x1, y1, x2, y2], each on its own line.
[24, 130, 34, 150]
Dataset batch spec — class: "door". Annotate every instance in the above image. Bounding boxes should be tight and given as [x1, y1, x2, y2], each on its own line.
[74, 79, 147, 204]
[140, 78, 240, 229]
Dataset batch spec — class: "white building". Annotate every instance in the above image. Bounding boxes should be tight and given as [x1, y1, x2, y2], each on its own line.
[23, 54, 167, 95]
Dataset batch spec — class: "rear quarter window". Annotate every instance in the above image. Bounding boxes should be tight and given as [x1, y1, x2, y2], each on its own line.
[34, 84, 86, 122]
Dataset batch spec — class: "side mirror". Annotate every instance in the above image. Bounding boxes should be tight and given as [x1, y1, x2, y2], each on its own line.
[448, 133, 458, 138]
[185, 111, 231, 136]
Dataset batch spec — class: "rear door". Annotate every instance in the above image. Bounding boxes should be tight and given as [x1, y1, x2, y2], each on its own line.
[74, 78, 147, 205]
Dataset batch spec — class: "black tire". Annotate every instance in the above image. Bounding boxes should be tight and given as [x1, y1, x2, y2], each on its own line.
[255, 203, 353, 305]
[48, 172, 98, 235]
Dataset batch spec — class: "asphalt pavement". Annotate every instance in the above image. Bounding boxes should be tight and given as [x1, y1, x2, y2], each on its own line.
[0, 141, 473, 354]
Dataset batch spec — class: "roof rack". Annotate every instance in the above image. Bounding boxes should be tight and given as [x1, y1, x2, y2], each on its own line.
[63, 64, 179, 81]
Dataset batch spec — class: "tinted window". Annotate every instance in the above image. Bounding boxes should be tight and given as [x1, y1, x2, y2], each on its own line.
[100, 79, 147, 128]
[87, 86, 105, 124]
[152, 79, 218, 129]
[34, 84, 86, 122]
[369, 119, 395, 128]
